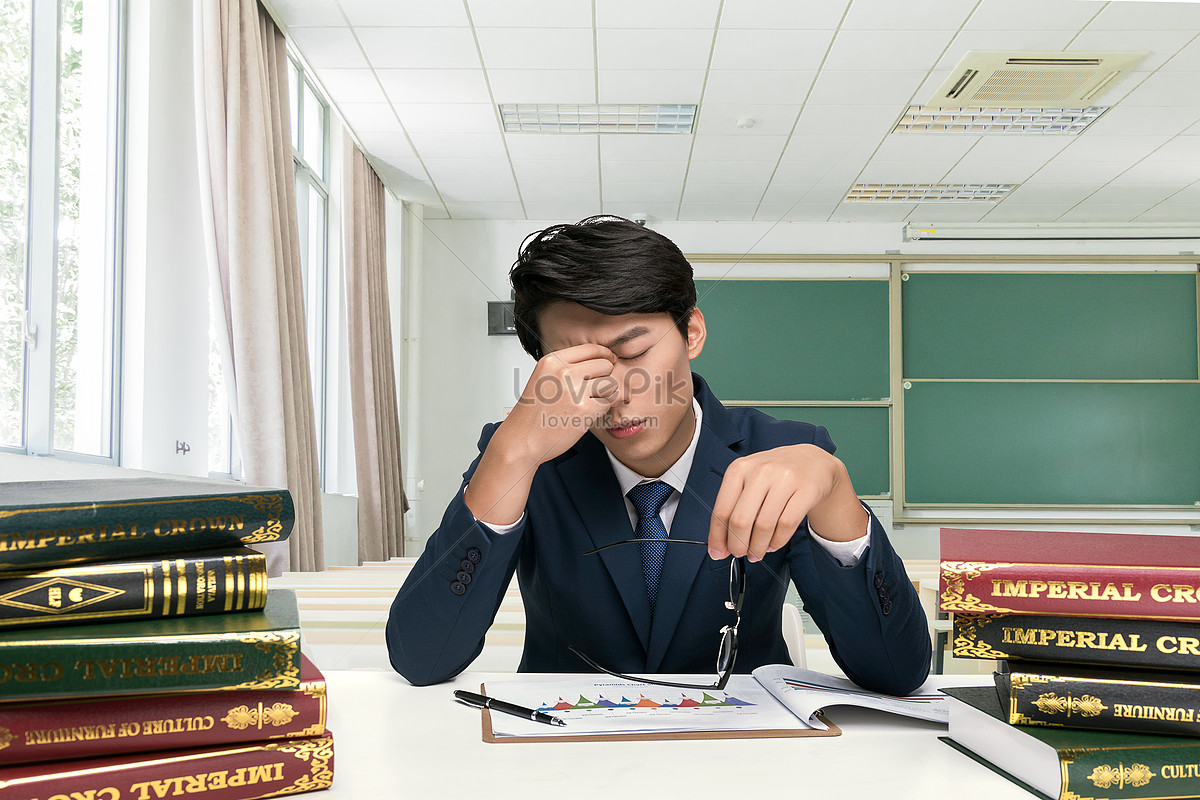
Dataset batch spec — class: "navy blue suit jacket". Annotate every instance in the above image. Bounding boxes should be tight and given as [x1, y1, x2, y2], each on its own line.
[386, 374, 931, 694]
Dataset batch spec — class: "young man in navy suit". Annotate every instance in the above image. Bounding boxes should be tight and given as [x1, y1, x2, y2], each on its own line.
[387, 216, 931, 694]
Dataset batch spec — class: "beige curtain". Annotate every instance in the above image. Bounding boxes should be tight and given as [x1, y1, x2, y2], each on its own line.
[344, 142, 408, 563]
[195, 0, 324, 575]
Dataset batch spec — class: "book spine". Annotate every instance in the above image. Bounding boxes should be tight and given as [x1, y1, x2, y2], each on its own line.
[940, 560, 1200, 621]
[0, 548, 268, 630]
[0, 491, 294, 571]
[0, 628, 301, 702]
[1004, 669, 1200, 736]
[0, 660, 325, 765]
[953, 613, 1200, 671]
[1063, 748, 1200, 800]
[0, 732, 333, 800]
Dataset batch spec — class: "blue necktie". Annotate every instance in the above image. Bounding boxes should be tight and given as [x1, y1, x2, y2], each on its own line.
[627, 480, 674, 614]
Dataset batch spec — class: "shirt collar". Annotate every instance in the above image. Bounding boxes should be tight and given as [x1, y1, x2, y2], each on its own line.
[605, 398, 703, 497]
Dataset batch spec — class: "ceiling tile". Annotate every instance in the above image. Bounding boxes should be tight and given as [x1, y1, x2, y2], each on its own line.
[1170, 182, 1200, 202]
[771, 160, 862, 185]
[962, 136, 1073, 162]
[337, 102, 401, 132]
[779, 135, 882, 163]
[793, 105, 904, 136]
[1135, 203, 1200, 222]
[600, 202, 680, 221]
[287, 27, 368, 68]
[682, 183, 766, 203]
[600, 135, 694, 160]
[1003, 183, 1099, 204]
[856, 160, 956, 182]
[1086, 2, 1200, 31]
[941, 161, 1043, 184]
[597, 70, 706, 104]
[394, 103, 498, 133]
[933, 30, 1077, 72]
[805, 70, 927, 106]
[467, 0, 592, 27]
[407, 132, 509, 159]
[1143, 135, 1200, 162]
[872, 135, 980, 163]
[1056, 203, 1158, 223]
[267, 0, 346, 28]
[677, 203, 759, 221]
[383, 177, 442, 203]
[370, 155, 426, 180]
[597, 29, 715, 71]
[964, 0, 1104, 32]
[1093, 71, 1155, 105]
[1163, 37, 1200, 71]
[523, 203, 604, 220]
[477, 27, 595, 70]
[519, 182, 601, 202]
[755, 203, 839, 222]
[513, 160, 599, 183]
[445, 201, 527, 219]
[695, 106, 801, 136]
[906, 204, 992, 222]
[1054, 134, 1175, 163]
[602, 159, 689, 183]
[489, 69, 597, 104]
[761, 182, 839, 204]
[355, 131, 417, 159]
[314, 68, 386, 103]
[829, 204, 917, 222]
[1068, 30, 1195, 72]
[702, 70, 817, 106]
[423, 158, 514, 184]
[1114, 160, 1200, 185]
[710, 30, 835, 71]
[505, 135, 598, 160]
[377, 69, 492, 104]
[1118, 72, 1200, 107]
[337, 0, 468, 26]
[1085, 106, 1200, 137]
[356, 27, 480, 69]
[718, 0, 849, 30]
[596, 0, 721, 29]
[979, 202, 1073, 222]
[823, 30, 957, 72]
[1023, 159, 1130, 183]
[1087, 183, 1181, 205]
[689, 134, 789, 162]
[438, 180, 520, 202]
[685, 160, 778, 184]
[842, 0, 975, 31]
[603, 183, 683, 203]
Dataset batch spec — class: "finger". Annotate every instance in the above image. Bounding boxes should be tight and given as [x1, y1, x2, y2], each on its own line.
[724, 479, 771, 561]
[548, 343, 616, 367]
[768, 492, 812, 554]
[750, 484, 793, 560]
[707, 472, 744, 560]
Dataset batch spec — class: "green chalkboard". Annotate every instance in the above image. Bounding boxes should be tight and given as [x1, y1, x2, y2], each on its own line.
[902, 272, 1199, 380]
[903, 382, 1200, 506]
[693, 279, 889, 402]
[755, 406, 890, 497]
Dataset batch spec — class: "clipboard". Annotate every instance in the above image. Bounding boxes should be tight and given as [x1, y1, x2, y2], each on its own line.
[477, 683, 842, 743]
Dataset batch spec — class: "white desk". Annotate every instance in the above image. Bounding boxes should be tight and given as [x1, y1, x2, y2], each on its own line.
[320, 671, 1031, 800]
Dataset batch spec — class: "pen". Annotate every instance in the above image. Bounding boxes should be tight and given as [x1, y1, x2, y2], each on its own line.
[454, 689, 567, 727]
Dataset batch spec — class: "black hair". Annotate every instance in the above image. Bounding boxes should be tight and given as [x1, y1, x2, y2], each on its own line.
[510, 215, 697, 359]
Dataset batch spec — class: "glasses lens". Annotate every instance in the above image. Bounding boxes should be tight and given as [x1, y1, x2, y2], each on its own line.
[728, 557, 745, 608]
[717, 625, 738, 673]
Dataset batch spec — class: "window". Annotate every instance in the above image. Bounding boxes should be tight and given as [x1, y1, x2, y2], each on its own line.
[1, 0, 123, 461]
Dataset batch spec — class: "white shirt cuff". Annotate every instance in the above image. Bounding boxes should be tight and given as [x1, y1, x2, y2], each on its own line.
[808, 513, 871, 567]
[465, 487, 525, 534]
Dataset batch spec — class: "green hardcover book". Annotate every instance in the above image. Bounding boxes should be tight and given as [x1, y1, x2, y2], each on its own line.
[943, 685, 1200, 800]
[0, 546, 267, 630]
[0, 589, 300, 702]
[0, 477, 294, 571]
[998, 659, 1200, 736]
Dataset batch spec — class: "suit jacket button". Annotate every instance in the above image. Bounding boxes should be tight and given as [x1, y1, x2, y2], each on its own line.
[873, 571, 884, 588]
[459, 559, 475, 573]
[450, 581, 466, 595]
[881, 600, 892, 615]
[456, 571, 472, 584]
[466, 547, 482, 564]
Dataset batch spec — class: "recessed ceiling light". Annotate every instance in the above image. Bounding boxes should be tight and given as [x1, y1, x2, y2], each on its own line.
[846, 183, 1017, 202]
[893, 105, 1107, 134]
[498, 104, 696, 134]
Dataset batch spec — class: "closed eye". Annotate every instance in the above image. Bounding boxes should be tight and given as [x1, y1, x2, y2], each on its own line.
[618, 349, 650, 362]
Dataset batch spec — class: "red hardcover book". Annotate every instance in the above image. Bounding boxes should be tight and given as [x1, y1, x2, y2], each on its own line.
[0, 654, 326, 766]
[0, 731, 333, 800]
[940, 528, 1200, 621]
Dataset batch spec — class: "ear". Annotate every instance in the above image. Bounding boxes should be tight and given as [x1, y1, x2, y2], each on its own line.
[685, 307, 706, 361]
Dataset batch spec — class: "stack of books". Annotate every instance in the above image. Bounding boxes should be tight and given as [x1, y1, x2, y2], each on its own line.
[938, 527, 1200, 800]
[0, 478, 334, 799]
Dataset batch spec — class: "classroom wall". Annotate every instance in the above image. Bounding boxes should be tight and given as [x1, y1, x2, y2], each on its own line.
[403, 214, 1200, 560]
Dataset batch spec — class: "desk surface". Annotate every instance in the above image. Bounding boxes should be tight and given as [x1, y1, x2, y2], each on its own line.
[321, 671, 1031, 800]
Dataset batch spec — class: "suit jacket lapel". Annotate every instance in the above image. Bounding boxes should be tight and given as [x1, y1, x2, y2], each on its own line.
[555, 432, 653, 652]
[644, 414, 740, 672]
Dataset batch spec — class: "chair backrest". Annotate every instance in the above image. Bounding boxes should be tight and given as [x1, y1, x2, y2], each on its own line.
[781, 602, 806, 668]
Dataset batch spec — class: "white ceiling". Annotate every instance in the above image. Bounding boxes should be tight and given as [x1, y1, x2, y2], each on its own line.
[267, 0, 1200, 224]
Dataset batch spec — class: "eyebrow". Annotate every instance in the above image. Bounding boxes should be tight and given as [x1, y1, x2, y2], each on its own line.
[602, 326, 651, 351]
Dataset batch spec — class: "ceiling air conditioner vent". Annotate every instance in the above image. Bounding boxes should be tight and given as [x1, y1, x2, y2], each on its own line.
[929, 51, 1149, 107]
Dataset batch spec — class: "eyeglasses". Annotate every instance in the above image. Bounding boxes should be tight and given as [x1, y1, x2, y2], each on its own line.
[570, 538, 746, 691]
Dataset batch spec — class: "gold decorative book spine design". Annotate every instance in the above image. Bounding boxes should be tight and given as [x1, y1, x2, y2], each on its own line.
[940, 562, 1008, 614]
[233, 630, 303, 690]
[952, 614, 1007, 659]
[1032, 692, 1108, 718]
[270, 735, 335, 795]
[1090, 762, 1156, 791]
